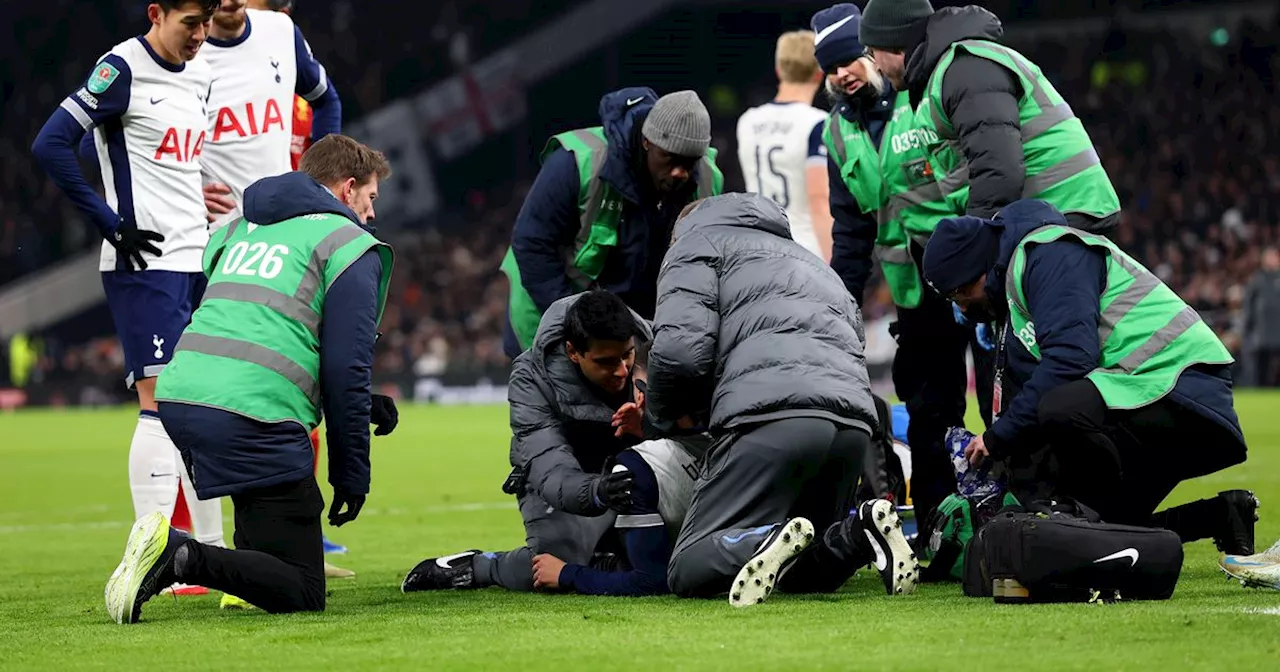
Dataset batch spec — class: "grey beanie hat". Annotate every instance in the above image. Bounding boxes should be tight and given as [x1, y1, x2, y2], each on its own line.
[641, 90, 711, 158]
[859, 0, 935, 49]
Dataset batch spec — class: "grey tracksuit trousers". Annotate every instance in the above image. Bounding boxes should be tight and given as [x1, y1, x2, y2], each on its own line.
[667, 417, 870, 598]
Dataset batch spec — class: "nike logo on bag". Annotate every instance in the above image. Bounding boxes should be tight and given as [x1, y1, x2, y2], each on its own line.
[150, 97, 166, 105]
[1093, 548, 1139, 567]
[435, 551, 475, 569]
[626, 96, 644, 106]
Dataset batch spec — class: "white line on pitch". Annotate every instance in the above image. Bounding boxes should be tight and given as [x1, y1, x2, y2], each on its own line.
[0, 501, 515, 534]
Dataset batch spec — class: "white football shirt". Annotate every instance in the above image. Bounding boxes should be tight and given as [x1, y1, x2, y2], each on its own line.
[200, 8, 332, 230]
[61, 38, 212, 272]
[736, 101, 830, 258]
[616, 437, 705, 538]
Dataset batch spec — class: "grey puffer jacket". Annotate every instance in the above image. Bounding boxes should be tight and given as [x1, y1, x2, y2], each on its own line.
[645, 193, 877, 436]
[507, 293, 653, 514]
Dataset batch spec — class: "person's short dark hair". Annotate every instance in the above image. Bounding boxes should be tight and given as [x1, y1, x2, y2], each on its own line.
[565, 291, 635, 352]
[156, 0, 220, 14]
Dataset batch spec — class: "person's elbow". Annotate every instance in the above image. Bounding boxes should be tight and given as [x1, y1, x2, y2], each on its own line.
[31, 118, 68, 170]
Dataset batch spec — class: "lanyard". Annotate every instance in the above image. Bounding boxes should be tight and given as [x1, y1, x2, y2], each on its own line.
[991, 320, 1010, 422]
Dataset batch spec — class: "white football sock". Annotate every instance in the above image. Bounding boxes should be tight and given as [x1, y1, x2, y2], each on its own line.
[128, 413, 179, 521]
[177, 452, 227, 548]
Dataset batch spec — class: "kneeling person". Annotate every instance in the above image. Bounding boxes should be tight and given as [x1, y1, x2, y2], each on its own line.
[103, 135, 395, 623]
[403, 290, 652, 593]
[531, 340, 709, 596]
[922, 199, 1257, 553]
[648, 193, 919, 606]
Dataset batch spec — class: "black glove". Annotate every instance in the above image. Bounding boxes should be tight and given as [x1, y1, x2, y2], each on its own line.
[371, 394, 398, 436]
[108, 227, 165, 271]
[328, 490, 366, 527]
[590, 469, 635, 513]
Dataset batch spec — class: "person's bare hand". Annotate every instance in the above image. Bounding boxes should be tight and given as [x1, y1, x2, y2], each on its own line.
[203, 183, 234, 223]
[612, 402, 644, 438]
[532, 553, 566, 591]
[966, 434, 990, 466]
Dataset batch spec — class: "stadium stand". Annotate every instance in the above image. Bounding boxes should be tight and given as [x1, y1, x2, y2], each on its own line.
[2, 1, 1277, 404]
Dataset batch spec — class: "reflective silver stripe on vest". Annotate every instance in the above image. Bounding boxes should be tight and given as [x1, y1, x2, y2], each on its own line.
[934, 41, 1076, 142]
[296, 225, 368, 308]
[1005, 265, 1030, 318]
[875, 244, 911, 264]
[878, 158, 967, 229]
[1100, 305, 1202, 374]
[827, 114, 847, 166]
[1010, 228, 1206, 374]
[565, 129, 610, 289]
[175, 333, 320, 406]
[1022, 147, 1102, 198]
[201, 283, 321, 338]
[1096, 253, 1159, 344]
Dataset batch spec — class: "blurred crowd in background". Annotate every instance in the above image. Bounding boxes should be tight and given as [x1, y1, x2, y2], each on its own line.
[2, 1, 1279, 405]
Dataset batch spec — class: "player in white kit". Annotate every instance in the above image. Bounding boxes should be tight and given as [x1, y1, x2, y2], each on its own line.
[200, 0, 342, 232]
[736, 30, 834, 261]
[31, 0, 229, 584]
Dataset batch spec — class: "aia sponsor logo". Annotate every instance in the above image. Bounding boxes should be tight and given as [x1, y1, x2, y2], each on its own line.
[155, 129, 206, 163]
[212, 99, 286, 142]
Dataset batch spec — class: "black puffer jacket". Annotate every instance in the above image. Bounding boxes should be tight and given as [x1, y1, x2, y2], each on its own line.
[645, 193, 877, 436]
[904, 6, 1119, 233]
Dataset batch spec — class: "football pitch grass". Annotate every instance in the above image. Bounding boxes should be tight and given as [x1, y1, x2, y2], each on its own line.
[3, 395, 1279, 671]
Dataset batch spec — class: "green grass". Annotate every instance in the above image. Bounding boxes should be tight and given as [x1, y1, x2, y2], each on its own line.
[2, 395, 1279, 671]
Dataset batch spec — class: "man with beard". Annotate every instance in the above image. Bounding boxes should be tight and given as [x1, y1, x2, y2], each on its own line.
[184, 0, 352, 585]
[858, 0, 1126, 528]
[500, 89, 724, 359]
[814, 3, 980, 532]
[921, 199, 1258, 556]
[858, 1, 1120, 232]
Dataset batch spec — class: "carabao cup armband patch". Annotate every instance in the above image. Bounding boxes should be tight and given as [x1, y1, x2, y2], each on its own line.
[87, 62, 121, 94]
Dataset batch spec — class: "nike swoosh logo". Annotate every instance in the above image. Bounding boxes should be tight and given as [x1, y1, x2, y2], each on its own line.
[435, 551, 475, 569]
[815, 15, 855, 46]
[722, 525, 773, 545]
[626, 96, 644, 106]
[150, 97, 166, 105]
[864, 530, 889, 570]
[1093, 548, 1139, 567]
[149, 472, 174, 478]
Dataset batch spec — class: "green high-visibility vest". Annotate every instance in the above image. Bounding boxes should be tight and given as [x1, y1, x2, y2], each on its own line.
[916, 40, 1121, 221]
[500, 126, 724, 352]
[156, 214, 394, 428]
[1007, 224, 1232, 410]
[824, 93, 968, 308]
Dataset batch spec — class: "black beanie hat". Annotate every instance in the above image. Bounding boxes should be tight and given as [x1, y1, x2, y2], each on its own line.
[859, 0, 935, 49]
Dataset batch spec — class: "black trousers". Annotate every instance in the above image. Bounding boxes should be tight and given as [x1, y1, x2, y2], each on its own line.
[179, 476, 326, 613]
[1017, 379, 1246, 533]
[892, 286, 970, 523]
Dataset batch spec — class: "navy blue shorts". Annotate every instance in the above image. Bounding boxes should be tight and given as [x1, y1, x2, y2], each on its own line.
[101, 270, 207, 389]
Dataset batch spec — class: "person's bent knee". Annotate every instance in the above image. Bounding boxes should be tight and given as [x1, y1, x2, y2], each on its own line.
[1037, 380, 1100, 431]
